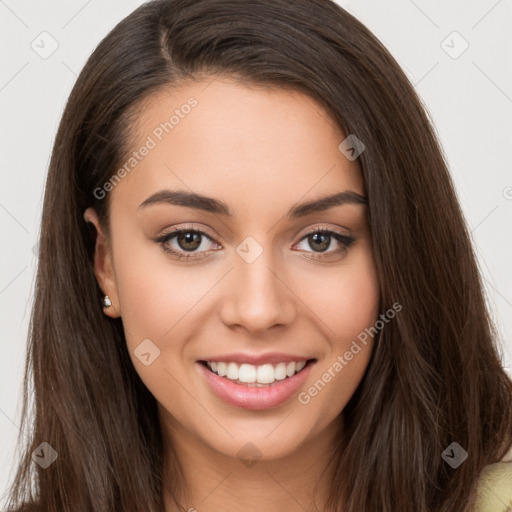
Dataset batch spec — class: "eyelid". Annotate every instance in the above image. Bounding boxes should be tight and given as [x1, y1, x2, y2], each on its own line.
[157, 223, 220, 243]
[295, 223, 352, 240]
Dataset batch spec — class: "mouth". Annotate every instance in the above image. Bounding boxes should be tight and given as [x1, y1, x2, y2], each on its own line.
[198, 358, 317, 387]
[197, 357, 317, 410]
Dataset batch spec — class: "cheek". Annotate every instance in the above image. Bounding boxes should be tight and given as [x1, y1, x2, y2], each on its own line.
[293, 248, 379, 414]
[111, 244, 214, 412]
[112, 237, 215, 347]
[113, 258, 171, 346]
[295, 247, 380, 348]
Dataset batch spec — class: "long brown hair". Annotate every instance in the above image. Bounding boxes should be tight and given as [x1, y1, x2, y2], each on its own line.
[5, 0, 512, 510]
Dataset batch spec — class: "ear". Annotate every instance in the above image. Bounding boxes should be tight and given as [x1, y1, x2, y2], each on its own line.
[83, 207, 121, 318]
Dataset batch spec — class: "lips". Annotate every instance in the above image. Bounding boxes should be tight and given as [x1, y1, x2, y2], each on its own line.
[197, 357, 317, 410]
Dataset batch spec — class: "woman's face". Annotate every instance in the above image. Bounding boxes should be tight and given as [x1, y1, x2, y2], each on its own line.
[87, 76, 380, 461]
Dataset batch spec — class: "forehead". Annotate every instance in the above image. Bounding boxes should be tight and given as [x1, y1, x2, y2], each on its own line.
[110, 76, 364, 217]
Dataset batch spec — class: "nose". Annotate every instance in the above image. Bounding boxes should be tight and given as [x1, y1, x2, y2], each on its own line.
[219, 244, 297, 334]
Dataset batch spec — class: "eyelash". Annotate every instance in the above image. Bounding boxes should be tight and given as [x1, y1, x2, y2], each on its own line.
[154, 224, 355, 262]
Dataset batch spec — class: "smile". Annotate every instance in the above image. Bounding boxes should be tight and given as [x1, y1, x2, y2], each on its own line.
[202, 360, 313, 386]
[197, 359, 317, 410]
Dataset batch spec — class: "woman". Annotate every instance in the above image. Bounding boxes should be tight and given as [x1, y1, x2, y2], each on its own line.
[5, 0, 512, 510]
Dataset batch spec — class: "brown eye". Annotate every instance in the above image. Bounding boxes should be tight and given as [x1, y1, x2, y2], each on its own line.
[294, 228, 355, 260]
[155, 227, 221, 261]
[176, 231, 202, 251]
[307, 232, 331, 252]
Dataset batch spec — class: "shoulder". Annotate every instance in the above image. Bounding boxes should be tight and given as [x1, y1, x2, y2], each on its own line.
[474, 459, 512, 512]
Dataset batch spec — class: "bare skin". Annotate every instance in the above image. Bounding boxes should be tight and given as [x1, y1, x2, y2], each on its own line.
[85, 76, 380, 512]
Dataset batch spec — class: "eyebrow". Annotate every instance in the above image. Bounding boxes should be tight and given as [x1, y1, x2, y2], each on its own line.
[139, 189, 367, 219]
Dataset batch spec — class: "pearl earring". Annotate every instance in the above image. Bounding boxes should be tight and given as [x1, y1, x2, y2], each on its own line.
[103, 295, 112, 308]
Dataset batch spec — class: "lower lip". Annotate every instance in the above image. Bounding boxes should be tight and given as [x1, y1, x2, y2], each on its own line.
[197, 361, 315, 410]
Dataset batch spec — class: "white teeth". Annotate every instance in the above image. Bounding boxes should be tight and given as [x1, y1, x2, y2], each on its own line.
[274, 362, 287, 380]
[296, 361, 306, 372]
[256, 364, 275, 384]
[226, 362, 239, 380]
[239, 364, 257, 383]
[205, 360, 310, 384]
[217, 362, 227, 377]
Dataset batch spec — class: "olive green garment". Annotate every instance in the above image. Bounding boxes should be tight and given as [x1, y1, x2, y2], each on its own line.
[475, 461, 512, 512]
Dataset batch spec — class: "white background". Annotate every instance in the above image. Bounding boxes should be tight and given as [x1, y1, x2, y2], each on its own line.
[1, 0, 511, 504]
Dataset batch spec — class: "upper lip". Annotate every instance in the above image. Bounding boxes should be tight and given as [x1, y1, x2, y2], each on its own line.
[198, 352, 316, 366]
